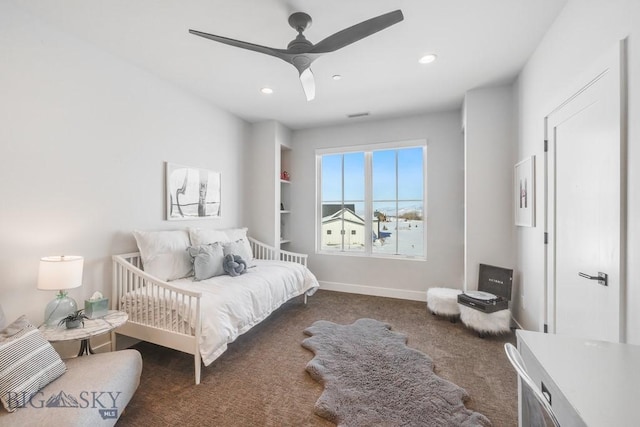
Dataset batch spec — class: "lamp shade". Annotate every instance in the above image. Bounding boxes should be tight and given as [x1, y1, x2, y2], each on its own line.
[37, 256, 84, 291]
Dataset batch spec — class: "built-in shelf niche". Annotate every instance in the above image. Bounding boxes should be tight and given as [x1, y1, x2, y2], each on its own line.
[280, 145, 292, 246]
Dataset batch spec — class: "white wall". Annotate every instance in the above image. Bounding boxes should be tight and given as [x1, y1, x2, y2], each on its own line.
[0, 4, 249, 338]
[246, 121, 292, 247]
[247, 121, 279, 246]
[515, 0, 640, 343]
[463, 85, 516, 293]
[289, 111, 464, 300]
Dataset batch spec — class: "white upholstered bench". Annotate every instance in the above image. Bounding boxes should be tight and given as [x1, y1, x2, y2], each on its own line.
[426, 287, 462, 321]
[458, 305, 511, 338]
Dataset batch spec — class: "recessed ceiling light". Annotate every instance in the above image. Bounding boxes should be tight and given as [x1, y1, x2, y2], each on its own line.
[418, 54, 437, 64]
[332, 74, 342, 81]
[260, 87, 273, 94]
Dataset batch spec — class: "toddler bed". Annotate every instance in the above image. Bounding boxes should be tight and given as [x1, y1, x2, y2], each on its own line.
[112, 229, 319, 384]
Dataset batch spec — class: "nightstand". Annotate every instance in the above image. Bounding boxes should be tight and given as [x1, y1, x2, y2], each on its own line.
[39, 310, 128, 356]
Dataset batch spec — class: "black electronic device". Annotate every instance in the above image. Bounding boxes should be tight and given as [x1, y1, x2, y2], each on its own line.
[457, 264, 513, 313]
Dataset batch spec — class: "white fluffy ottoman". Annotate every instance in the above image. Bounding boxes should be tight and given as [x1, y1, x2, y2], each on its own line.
[426, 287, 462, 321]
[459, 304, 511, 337]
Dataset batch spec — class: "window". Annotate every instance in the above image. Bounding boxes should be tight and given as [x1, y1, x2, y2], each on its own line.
[317, 140, 426, 259]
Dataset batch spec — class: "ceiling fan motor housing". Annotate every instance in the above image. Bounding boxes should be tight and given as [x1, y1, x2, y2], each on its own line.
[287, 34, 313, 53]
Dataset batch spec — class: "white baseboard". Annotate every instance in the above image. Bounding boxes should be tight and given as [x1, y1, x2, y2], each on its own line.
[114, 333, 142, 351]
[92, 340, 112, 353]
[510, 314, 524, 330]
[318, 282, 522, 329]
[319, 281, 427, 302]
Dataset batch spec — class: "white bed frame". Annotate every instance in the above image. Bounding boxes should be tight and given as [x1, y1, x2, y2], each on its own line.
[111, 237, 309, 385]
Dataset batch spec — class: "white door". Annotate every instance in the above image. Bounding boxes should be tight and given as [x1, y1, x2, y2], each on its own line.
[545, 41, 626, 342]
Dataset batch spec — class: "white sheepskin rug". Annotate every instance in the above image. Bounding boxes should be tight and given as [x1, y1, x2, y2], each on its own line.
[426, 287, 462, 317]
[459, 304, 511, 335]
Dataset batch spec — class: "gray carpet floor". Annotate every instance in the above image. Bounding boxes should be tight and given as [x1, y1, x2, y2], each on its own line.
[117, 290, 517, 426]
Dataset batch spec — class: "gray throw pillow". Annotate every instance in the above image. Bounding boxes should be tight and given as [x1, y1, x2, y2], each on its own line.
[187, 243, 225, 281]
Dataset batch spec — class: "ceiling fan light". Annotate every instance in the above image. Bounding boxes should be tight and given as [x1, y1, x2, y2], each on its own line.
[418, 54, 437, 64]
[260, 87, 274, 94]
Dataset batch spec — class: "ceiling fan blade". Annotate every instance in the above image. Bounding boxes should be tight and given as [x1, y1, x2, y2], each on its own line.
[310, 10, 404, 54]
[299, 68, 315, 101]
[189, 29, 290, 61]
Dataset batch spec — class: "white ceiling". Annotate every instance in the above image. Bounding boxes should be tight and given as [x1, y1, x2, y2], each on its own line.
[13, 0, 567, 130]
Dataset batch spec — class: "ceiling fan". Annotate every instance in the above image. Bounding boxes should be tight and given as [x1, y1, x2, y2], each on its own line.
[189, 9, 404, 101]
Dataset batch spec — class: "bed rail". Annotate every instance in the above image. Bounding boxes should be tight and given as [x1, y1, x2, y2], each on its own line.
[248, 237, 308, 267]
[112, 252, 203, 384]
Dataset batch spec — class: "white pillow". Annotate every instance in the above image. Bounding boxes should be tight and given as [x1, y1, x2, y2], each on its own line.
[188, 228, 228, 247]
[224, 227, 249, 242]
[189, 227, 254, 264]
[133, 230, 192, 281]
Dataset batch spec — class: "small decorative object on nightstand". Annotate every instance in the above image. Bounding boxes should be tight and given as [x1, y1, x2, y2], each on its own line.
[84, 291, 109, 319]
[37, 255, 84, 326]
[58, 309, 88, 329]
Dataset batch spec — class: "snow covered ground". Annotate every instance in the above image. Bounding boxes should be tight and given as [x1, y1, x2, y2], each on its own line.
[321, 219, 425, 257]
[373, 219, 424, 257]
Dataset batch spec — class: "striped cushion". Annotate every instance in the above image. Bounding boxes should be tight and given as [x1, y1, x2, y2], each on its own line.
[0, 316, 66, 412]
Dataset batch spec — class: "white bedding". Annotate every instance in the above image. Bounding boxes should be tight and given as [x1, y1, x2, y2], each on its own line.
[121, 259, 318, 365]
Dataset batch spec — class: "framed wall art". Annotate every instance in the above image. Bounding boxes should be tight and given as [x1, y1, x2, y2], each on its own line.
[166, 162, 221, 220]
[514, 156, 535, 227]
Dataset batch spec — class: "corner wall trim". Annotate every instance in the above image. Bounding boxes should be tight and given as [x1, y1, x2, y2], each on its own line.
[319, 281, 427, 302]
[511, 316, 524, 331]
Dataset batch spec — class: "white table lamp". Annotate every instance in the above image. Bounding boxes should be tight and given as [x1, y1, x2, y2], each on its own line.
[37, 255, 83, 326]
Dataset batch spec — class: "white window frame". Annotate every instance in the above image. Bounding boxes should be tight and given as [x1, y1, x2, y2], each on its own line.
[315, 139, 427, 260]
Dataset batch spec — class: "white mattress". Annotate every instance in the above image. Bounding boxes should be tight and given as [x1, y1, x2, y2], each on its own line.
[121, 259, 319, 366]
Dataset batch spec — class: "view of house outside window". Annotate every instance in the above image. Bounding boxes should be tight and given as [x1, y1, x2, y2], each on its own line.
[318, 142, 426, 259]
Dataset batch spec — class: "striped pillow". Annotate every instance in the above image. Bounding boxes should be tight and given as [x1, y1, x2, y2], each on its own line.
[0, 316, 66, 412]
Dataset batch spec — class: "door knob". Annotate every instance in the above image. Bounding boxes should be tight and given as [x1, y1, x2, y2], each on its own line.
[578, 272, 608, 286]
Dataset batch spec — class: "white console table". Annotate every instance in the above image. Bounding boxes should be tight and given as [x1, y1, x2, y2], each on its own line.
[516, 330, 640, 426]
